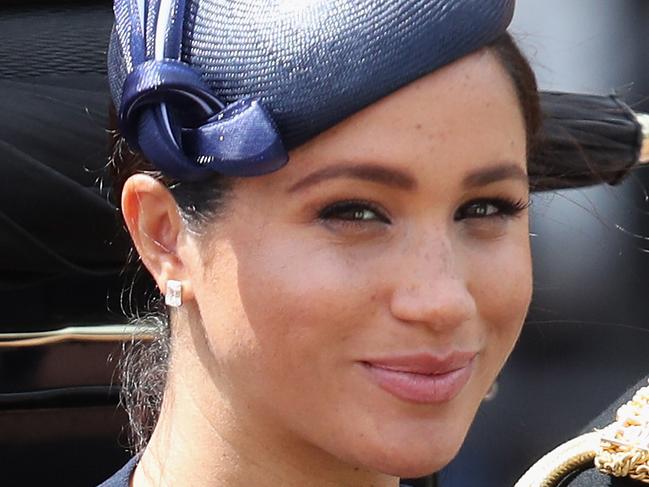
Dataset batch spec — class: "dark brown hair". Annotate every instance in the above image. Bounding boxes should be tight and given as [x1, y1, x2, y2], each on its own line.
[111, 31, 541, 453]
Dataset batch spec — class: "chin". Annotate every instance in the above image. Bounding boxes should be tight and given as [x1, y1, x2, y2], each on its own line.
[368, 449, 460, 479]
[372, 401, 481, 477]
[384, 456, 455, 479]
[350, 427, 467, 479]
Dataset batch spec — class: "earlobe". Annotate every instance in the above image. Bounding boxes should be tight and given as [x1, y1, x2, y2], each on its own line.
[121, 174, 190, 299]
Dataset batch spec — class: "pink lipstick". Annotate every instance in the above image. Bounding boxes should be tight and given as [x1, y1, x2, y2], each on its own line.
[361, 352, 476, 404]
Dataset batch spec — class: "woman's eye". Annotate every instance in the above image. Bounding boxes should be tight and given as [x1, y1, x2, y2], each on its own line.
[319, 201, 390, 224]
[455, 198, 529, 221]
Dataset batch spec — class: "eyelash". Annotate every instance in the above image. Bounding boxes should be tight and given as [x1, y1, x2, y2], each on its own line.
[453, 197, 530, 221]
[318, 198, 529, 226]
[318, 200, 391, 225]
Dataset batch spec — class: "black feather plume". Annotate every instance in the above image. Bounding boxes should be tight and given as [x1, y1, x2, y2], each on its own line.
[530, 92, 644, 191]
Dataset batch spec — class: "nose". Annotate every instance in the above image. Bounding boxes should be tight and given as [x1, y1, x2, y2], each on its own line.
[389, 236, 477, 332]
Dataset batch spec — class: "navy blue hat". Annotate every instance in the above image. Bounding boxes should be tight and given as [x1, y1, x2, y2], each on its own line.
[108, 0, 515, 181]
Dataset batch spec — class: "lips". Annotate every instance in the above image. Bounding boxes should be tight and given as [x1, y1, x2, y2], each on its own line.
[360, 352, 476, 404]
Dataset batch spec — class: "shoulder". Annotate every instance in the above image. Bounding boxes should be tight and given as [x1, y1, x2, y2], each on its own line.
[515, 374, 649, 487]
[97, 456, 138, 487]
[559, 468, 640, 486]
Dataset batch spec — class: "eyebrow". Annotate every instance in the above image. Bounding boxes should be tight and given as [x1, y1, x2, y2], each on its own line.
[463, 163, 528, 189]
[286, 163, 417, 193]
[286, 161, 528, 194]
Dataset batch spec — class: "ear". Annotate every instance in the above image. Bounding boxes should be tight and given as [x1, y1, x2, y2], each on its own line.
[121, 174, 194, 303]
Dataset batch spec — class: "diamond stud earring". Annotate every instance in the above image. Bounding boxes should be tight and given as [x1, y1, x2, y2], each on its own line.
[165, 280, 183, 307]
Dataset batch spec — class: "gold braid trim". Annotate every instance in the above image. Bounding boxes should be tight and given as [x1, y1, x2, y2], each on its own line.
[514, 432, 598, 487]
[514, 380, 649, 486]
[596, 383, 649, 483]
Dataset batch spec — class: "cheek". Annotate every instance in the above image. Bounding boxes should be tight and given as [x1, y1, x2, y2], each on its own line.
[233, 233, 373, 362]
[466, 227, 532, 372]
[193, 218, 362, 382]
[217, 228, 388, 437]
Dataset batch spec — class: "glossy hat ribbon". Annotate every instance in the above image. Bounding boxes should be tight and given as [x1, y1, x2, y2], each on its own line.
[113, 0, 287, 180]
[110, 0, 516, 181]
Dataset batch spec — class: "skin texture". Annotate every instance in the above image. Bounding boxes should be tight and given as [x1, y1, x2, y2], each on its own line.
[123, 48, 532, 487]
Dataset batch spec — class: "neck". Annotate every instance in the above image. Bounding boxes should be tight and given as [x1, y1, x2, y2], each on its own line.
[131, 360, 399, 487]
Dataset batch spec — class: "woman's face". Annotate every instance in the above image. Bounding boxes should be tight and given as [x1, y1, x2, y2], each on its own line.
[183, 49, 531, 478]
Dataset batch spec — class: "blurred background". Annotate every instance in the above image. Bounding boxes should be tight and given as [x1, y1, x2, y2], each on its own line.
[443, 0, 649, 485]
[1, 0, 649, 486]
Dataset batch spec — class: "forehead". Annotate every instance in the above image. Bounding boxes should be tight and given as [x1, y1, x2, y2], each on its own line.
[281, 48, 527, 185]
